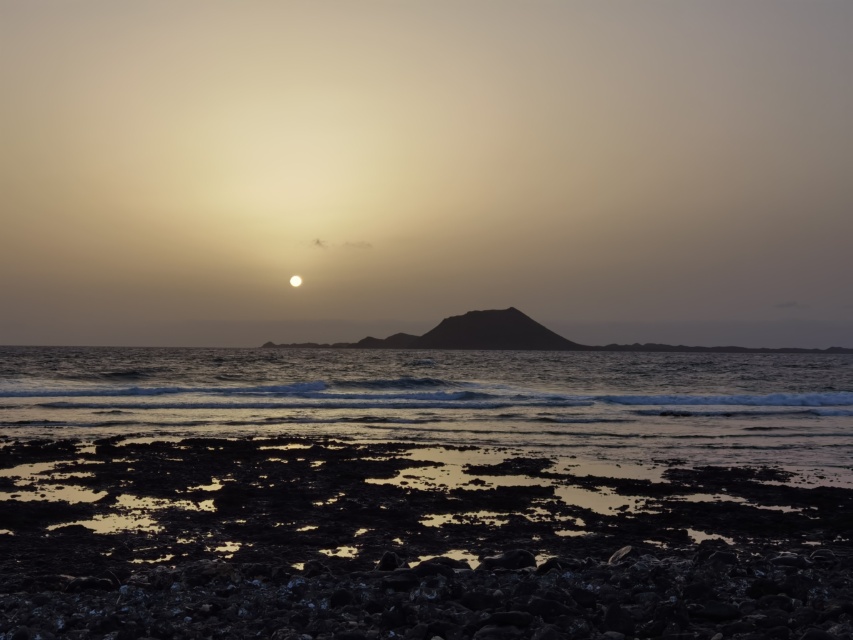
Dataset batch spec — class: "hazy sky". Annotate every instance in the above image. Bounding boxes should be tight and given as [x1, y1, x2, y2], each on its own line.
[2, 1, 851, 348]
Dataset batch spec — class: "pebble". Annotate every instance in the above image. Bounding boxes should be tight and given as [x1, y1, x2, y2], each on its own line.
[1, 546, 851, 640]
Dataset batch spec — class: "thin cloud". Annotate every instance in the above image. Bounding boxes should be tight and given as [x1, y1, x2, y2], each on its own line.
[343, 241, 372, 250]
[311, 239, 372, 250]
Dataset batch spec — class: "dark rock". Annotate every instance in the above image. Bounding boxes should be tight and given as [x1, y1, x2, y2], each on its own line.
[799, 630, 837, 640]
[381, 570, 421, 592]
[482, 612, 533, 628]
[766, 626, 792, 640]
[531, 625, 562, 640]
[682, 580, 714, 601]
[302, 559, 332, 578]
[694, 601, 741, 621]
[781, 573, 819, 602]
[404, 623, 429, 640]
[460, 590, 503, 611]
[770, 553, 811, 569]
[792, 607, 819, 628]
[535, 556, 581, 574]
[427, 620, 462, 640]
[570, 587, 597, 608]
[511, 578, 539, 599]
[827, 624, 851, 639]
[809, 549, 837, 565]
[559, 618, 593, 639]
[419, 555, 471, 570]
[65, 576, 114, 592]
[817, 603, 851, 624]
[90, 613, 122, 634]
[330, 588, 354, 608]
[708, 550, 738, 564]
[525, 596, 574, 620]
[722, 620, 758, 635]
[753, 608, 792, 629]
[381, 605, 409, 629]
[758, 594, 795, 611]
[479, 549, 536, 571]
[746, 578, 783, 598]
[472, 625, 525, 640]
[633, 591, 661, 608]
[604, 603, 635, 636]
[413, 558, 458, 578]
[377, 551, 406, 571]
[6, 436, 853, 640]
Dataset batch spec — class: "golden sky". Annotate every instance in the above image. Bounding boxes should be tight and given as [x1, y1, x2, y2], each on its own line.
[2, 1, 852, 347]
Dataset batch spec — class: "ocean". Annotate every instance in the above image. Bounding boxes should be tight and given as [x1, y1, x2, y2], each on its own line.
[2, 346, 852, 483]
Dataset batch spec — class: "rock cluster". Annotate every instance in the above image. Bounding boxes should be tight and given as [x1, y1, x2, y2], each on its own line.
[1, 545, 851, 640]
[2, 437, 852, 639]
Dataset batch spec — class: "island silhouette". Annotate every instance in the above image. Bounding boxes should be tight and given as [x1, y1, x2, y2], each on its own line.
[262, 307, 852, 353]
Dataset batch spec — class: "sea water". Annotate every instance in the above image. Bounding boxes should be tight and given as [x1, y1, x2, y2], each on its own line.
[1, 346, 852, 482]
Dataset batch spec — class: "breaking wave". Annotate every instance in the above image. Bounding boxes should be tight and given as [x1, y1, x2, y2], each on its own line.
[600, 392, 853, 407]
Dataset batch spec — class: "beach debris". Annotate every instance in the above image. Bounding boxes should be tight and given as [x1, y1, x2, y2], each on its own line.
[607, 545, 633, 565]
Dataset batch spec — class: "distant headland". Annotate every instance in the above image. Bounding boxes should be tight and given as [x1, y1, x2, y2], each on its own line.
[262, 307, 853, 354]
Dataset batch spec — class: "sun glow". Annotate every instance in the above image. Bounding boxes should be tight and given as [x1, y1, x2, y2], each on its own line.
[290, 275, 303, 287]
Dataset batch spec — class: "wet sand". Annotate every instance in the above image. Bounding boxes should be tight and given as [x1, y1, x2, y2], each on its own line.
[1, 436, 852, 639]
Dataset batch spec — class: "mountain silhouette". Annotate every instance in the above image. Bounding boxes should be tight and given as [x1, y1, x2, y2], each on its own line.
[354, 332, 420, 349]
[262, 308, 852, 353]
[413, 307, 586, 350]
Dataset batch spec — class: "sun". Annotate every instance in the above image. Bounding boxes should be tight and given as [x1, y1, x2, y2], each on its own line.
[289, 275, 303, 287]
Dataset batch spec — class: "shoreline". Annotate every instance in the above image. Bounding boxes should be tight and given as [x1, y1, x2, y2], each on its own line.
[1, 436, 852, 638]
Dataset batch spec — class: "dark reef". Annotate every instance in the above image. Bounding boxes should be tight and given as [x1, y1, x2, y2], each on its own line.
[1, 437, 853, 639]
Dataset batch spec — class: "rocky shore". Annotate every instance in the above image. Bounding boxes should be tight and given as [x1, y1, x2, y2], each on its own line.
[1, 436, 851, 639]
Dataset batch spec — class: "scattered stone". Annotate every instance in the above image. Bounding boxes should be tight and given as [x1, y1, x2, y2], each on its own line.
[604, 603, 635, 636]
[771, 553, 812, 568]
[483, 611, 533, 628]
[381, 569, 421, 592]
[377, 551, 406, 571]
[472, 625, 525, 640]
[65, 575, 115, 592]
[694, 601, 742, 621]
[708, 550, 738, 564]
[809, 549, 837, 564]
[479, 549, 536, 571]
[799, 630, 837, 640]
[330, 588, 354, 608]
[525, 596, 573, 620]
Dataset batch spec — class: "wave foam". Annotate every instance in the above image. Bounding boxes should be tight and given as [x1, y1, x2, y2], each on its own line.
[0, 381, 329, 398]
[601, 392, 853, 407]
[331, 377, 453, 389]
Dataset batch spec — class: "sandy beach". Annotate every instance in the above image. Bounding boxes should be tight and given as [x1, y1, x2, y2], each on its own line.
[1, 436, 851, 639]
